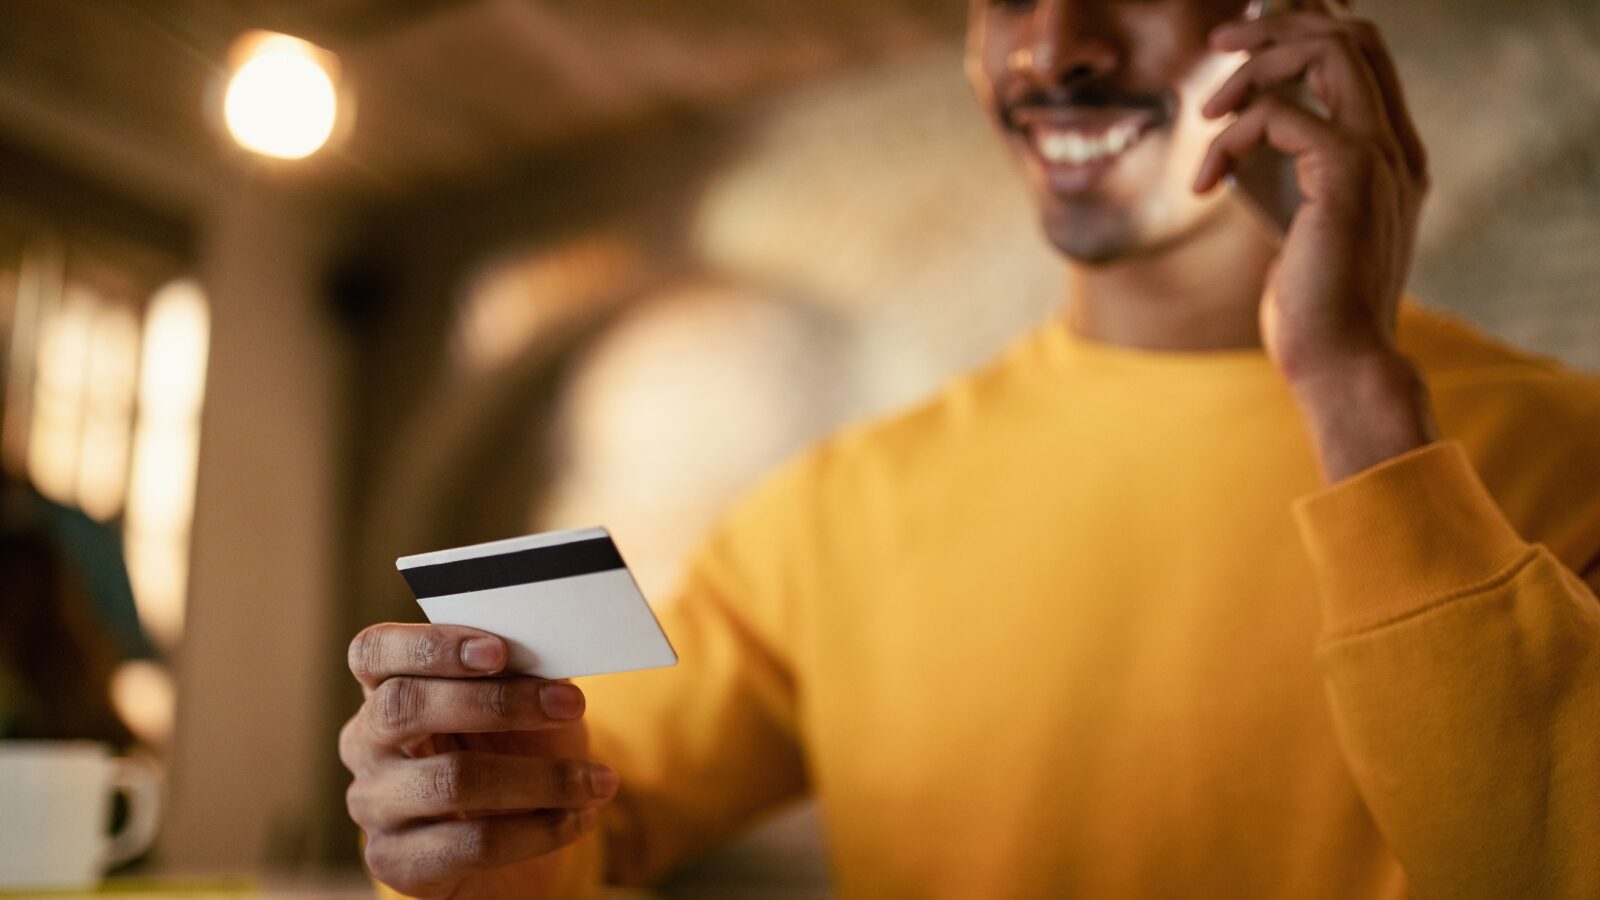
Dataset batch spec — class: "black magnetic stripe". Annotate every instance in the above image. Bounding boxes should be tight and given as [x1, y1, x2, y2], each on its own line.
[401, 536, 625, 599]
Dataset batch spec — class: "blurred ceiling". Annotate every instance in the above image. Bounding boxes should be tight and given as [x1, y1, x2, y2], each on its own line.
[0, 0, 963, 216]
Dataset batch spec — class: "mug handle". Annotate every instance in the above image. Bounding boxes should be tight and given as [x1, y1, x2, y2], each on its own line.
[104, 756, 162, 870]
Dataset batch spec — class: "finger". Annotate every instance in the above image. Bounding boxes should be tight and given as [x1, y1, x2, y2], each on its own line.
[340, 713, 392, 776]
[1194, 94, 1366, 199]
[1210, 10, 1357, 53]
[348, 623, 508, 691]
[362, 676, 586, 748]
[340, 707, 448, 775]
[1202, 38, 1387, 143]
[350, 752, 620, 828]
[1245, 3, 1427, 180]
[1279, 0, 1354, 20]
[364, 808, 600, 898]
[1345, 19, 1429, 180]
[1210, 15, 1406, 164]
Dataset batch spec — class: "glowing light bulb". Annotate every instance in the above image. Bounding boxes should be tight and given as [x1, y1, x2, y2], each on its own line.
[223, 33, 340, 160]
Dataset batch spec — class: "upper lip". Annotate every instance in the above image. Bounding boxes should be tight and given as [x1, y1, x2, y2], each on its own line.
[1006, 106, 1157, 134]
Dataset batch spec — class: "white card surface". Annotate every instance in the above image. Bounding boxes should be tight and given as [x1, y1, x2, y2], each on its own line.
[396, 526, 677, 680]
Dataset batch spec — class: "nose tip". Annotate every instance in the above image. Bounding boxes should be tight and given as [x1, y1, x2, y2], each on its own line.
[1008, 46, 1113, 91]
[1011, 0, 1122, 83]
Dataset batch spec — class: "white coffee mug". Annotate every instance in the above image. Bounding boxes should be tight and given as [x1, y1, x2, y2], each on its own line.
[0, 740, 162, 889]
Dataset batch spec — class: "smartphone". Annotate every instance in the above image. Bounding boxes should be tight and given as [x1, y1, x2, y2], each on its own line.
[1224, 0, 1324, 240]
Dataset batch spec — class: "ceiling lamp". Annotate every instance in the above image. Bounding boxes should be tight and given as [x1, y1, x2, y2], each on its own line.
[222, 31, 343, 160]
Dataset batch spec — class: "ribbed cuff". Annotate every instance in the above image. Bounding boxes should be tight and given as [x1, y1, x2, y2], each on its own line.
[1292, 439, 1532, 636]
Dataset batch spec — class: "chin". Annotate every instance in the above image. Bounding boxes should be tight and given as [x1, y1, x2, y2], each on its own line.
[1039, 204, 1144, 265]
[1037, 183, 1235, 265]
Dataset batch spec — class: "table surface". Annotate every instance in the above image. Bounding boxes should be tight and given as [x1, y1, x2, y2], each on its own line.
[0, 874, 372, 899]
[0, 873, 836, 900]
[0, 875, 665, 900]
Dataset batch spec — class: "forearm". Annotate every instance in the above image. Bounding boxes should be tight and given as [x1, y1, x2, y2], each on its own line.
[1287, 349, 1439, 485]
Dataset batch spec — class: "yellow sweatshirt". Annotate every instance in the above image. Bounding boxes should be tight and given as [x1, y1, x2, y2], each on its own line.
[385, 299, 1600, 898]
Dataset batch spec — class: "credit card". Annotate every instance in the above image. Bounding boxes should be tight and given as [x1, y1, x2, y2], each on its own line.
[396, 527, 677, 680]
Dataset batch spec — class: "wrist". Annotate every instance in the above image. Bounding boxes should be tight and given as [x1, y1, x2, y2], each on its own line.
[1288, 350, 1439, 484]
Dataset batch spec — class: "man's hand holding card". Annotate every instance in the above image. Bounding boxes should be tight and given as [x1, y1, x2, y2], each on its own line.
[340, 527, 675, 898]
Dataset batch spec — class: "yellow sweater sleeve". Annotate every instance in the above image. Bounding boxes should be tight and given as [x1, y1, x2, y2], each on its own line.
[1294, 439, 1600, 898]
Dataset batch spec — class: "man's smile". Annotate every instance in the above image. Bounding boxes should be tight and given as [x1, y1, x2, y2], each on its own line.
[1007, 106, 1165, 193]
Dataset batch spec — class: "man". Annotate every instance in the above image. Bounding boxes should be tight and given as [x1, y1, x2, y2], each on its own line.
[341, 0, 1600, 896]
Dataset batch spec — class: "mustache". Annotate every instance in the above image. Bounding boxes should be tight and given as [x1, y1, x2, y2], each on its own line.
[1000, 81, 1175, 127]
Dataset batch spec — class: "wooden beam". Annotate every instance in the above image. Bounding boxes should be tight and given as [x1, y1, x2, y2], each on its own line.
[0, 134, 195, 258]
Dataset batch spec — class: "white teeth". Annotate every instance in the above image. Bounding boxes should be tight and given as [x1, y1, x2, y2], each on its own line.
[1036, 122, 1141, 165]
[1105, 124, 1133, 154]
[1064, 134, 1092, 164]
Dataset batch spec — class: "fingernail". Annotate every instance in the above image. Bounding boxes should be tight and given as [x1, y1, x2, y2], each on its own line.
[589, 764, 619, 799]
[540, 683, 585, 720]
[461, 638, 505, 671]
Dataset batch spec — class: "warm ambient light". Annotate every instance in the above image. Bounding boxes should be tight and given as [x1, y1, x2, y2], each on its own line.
[125, 280, 210, 648]
[110, 659, 177, 747]
[223, 32, 340, 160]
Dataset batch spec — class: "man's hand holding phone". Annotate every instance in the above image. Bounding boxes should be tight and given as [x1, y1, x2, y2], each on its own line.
[340, 624, 615, 899]
[1193, 0, 1438, 482]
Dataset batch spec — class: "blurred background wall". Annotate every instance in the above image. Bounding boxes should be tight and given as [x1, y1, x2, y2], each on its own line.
[1, 0, 1597, 892]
